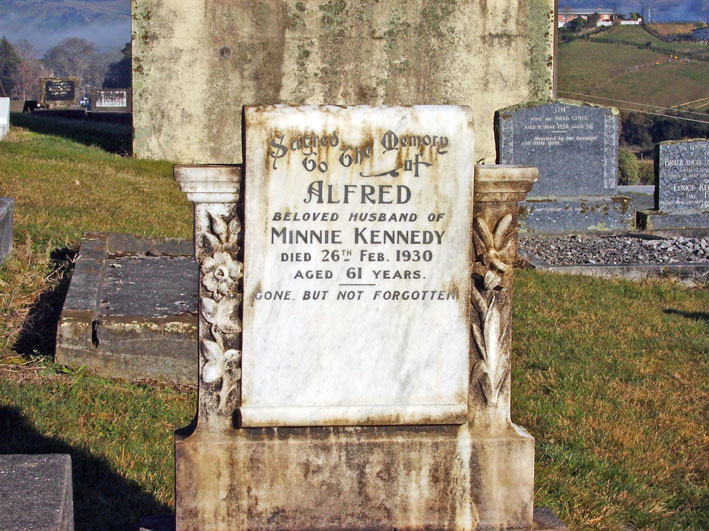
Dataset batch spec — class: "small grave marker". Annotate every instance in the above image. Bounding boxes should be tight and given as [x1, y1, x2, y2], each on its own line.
[0, 97, 9, 139]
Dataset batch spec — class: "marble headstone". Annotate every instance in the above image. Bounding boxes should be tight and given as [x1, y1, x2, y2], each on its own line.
[496, 100, 633, 233]
[242, 105, 474, 427]
[0, 97, 9, 140]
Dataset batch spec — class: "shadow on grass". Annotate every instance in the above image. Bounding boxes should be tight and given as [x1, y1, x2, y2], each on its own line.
[0, 406, 171, 531]
[14, 249, 76, 360]
[10, 112, 132, 156]
[663, 308, 709, 325]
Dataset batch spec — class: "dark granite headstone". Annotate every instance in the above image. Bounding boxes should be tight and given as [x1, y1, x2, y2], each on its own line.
[0, 454, 75, 531]
[638, 139, 709, 230]
[656, 140, 709, 211]
[40, 77, 80, 108]
[91, 88, 131, 113]
[497, 100, 618, 197]
[495, 100, 632, 233]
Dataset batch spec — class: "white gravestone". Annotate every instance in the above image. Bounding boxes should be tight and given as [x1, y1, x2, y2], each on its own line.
[242, 105, 474, 427]
[0, 98, 9, 140]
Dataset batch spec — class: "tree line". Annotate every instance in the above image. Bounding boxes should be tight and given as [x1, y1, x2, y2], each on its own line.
[0, 36, 131, 101]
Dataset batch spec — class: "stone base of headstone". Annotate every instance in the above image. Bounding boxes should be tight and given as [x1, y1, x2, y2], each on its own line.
[0, 197, 14, 262]
[637, 209, 709, 231]
[55, 232, 197, 385]
[175, 424, 536, 530]
[0, 454, 74, 531]
[519, 196, 635, 233]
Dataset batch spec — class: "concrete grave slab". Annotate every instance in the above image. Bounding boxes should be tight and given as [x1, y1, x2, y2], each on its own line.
[55, 232, 198, 385]
[0, 197, 14, 262]
[0, 454, 74, 531]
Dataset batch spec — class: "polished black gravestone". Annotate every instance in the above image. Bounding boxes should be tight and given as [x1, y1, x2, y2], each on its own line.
[91, 88, 131, 114]
[638, 140, 709, 230]
[55, 233, 198, 384]
[0, 454, 74, 531]
[496, 100, 634, 233]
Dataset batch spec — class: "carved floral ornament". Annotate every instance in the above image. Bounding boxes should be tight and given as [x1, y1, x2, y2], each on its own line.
[199, 212, 243, 386]
[470, 214, 514, 407]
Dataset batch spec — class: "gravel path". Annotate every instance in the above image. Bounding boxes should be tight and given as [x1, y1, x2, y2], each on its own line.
[519, 235, 709, 266]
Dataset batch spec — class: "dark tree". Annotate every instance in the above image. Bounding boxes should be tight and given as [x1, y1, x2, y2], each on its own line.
[0, 36, 20, 97]
[103, 42, 131, 88]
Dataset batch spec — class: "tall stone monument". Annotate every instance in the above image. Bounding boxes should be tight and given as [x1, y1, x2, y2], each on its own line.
[173, 105, 548, 529]
[131, 0, 554, 165]
[496, 100, 634, 233]
[638, 139, 709, 230]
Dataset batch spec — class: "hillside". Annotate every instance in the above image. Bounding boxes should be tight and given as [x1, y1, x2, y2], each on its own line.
[0, 0, 130, 52]
[558, 25, 709, 111]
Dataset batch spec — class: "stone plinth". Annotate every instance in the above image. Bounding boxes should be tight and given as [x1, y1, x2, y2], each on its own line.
[0, 454, 74, 531]
[174, 156, 540, 529]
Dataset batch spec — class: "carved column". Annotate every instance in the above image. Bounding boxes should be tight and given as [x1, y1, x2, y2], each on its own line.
[174, 165, 242, 431]
[469, 164, 538, 429]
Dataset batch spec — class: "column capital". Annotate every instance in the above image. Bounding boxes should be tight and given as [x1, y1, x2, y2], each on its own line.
[174, 165, 242, 203]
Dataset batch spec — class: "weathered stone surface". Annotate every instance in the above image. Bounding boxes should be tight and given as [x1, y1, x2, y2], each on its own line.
[0, 96, 9, 140]
[174, 153, 540, 529]
[132, 0, 554, 165]
[0, 454, 74, 531]
[496, 100, 619, 198]
[242, 105, 474, 427]
[638, 209, 709, 230]
[175, 425, 534, 530]
[519, 196, 635, 234]
[656, 139, 709, 211]
[0, 196, 14, 262]
[55, 233, 198, 385]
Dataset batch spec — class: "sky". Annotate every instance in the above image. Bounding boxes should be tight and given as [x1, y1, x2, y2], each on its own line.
[0, 1, 706, 56]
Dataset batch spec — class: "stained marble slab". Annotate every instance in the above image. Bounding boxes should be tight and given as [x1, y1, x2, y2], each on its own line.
[241, 105, 474, 427]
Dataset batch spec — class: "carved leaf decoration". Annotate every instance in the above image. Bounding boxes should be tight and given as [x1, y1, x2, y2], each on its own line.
[226, 216, 241, 246]
[484, 270, 501, 290]
[474, 217, 495, 250]
[471, 320, 486, 363]
[472, 360, 494, 405]
[201, 297, 218, 323]
[493, 214, 512, 249]
[201, 339, 240, 384]
[203, 232, 220, 251]
[210, 213, 229, 244]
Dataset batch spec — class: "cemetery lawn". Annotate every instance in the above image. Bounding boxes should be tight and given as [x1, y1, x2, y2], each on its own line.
[1, 123, 707, 529]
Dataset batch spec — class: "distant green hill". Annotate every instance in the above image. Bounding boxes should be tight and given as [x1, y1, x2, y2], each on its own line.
[558, 25, 709, 111]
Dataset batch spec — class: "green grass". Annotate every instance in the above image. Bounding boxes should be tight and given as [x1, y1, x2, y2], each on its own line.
[1, 122, 708, 529]
[558, 37, 709, 109]
[591, 25, 709, 53]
